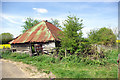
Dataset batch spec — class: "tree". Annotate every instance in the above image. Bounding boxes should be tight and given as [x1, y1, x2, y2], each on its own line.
[59, 15, 83, 54]
[21, 17, 40, 33]
[50, 18, 62, 29]
[88, 27, 117, 46]
[0, 33, 13, 44]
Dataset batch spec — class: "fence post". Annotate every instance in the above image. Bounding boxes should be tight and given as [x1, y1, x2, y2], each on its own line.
[118, 54, 120, 79]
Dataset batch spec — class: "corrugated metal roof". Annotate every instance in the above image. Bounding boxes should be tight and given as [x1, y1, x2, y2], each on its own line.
[10, 21, 62, 44]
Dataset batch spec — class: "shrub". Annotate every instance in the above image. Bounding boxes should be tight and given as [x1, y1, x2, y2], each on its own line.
[104, 49, 118, 64]
[10, 53, 29, 59]
[1, 50, 11, 58]
[88, 27, 117, 46]
[43, 70, 50, 74]
[11, 53, 18, 57]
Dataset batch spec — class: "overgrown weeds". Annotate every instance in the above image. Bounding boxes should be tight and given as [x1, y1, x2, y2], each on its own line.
[1, 49, 118, 78]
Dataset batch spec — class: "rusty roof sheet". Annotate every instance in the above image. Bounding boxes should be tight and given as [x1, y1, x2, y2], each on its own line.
[10, 21, 62, 44]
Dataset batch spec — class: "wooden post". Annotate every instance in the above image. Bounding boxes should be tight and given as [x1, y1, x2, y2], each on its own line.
[65, 48, 66, 57]
[29, 43, 32, 56]
[118, 54, 120, 79]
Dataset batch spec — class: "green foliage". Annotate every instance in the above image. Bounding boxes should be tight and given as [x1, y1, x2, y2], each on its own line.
[0, 33, 13, 44]
[43, 70, 50, 74]
[59, 15, 83, 54]
[1, 15, 118, 78]
[77, 38, 92, 56]
[2, 52, 29, 60]
[1, 50, 118, 78]
[21, 17, 40, 33]
[1, 50, 11, 58]
[16, 53, 29, 59]
[32, 46, 35, 53]
[88, 27, 117, 46]
[104, 49, 118, 64]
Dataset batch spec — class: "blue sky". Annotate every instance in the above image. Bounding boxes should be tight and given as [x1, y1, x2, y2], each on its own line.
[1, 2, 118, 38]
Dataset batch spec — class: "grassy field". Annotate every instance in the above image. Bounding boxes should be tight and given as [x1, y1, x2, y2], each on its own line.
[1, 49, 118, 78]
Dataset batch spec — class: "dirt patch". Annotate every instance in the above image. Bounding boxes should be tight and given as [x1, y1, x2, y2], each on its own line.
[1, 59, 56, 78]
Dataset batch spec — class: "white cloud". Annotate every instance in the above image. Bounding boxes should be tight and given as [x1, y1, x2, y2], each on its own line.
[1, 14, 25, 37]
[82, 27, 94, 38]
[33, 8, 48, 13]
[2, 14, 23, 24]
[2, 15, 18, 24]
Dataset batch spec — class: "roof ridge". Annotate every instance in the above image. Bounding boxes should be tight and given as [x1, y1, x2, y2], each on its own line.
[44, 21, 55, 40]
[45, 22, 62, 40]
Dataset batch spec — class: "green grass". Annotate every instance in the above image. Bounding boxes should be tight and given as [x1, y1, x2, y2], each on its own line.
[1, 50, 118, 78]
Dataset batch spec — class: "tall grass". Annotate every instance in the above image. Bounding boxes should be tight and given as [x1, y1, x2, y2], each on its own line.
[1, 49, 118, 78]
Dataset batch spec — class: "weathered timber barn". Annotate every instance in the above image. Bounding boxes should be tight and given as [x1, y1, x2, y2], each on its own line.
[9, 20, 61, 55]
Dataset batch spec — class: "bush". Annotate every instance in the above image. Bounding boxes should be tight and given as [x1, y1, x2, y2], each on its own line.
[104, 49, 118, 64]
[10, 53, 29, 59]
[1, 50, 11, 58]
[88, 27, 117, 46]
[43, 70, 50, 74]
[11, 53, 18, 57]
[2, 48, 116, 66]
[1, 50, 118, 78]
